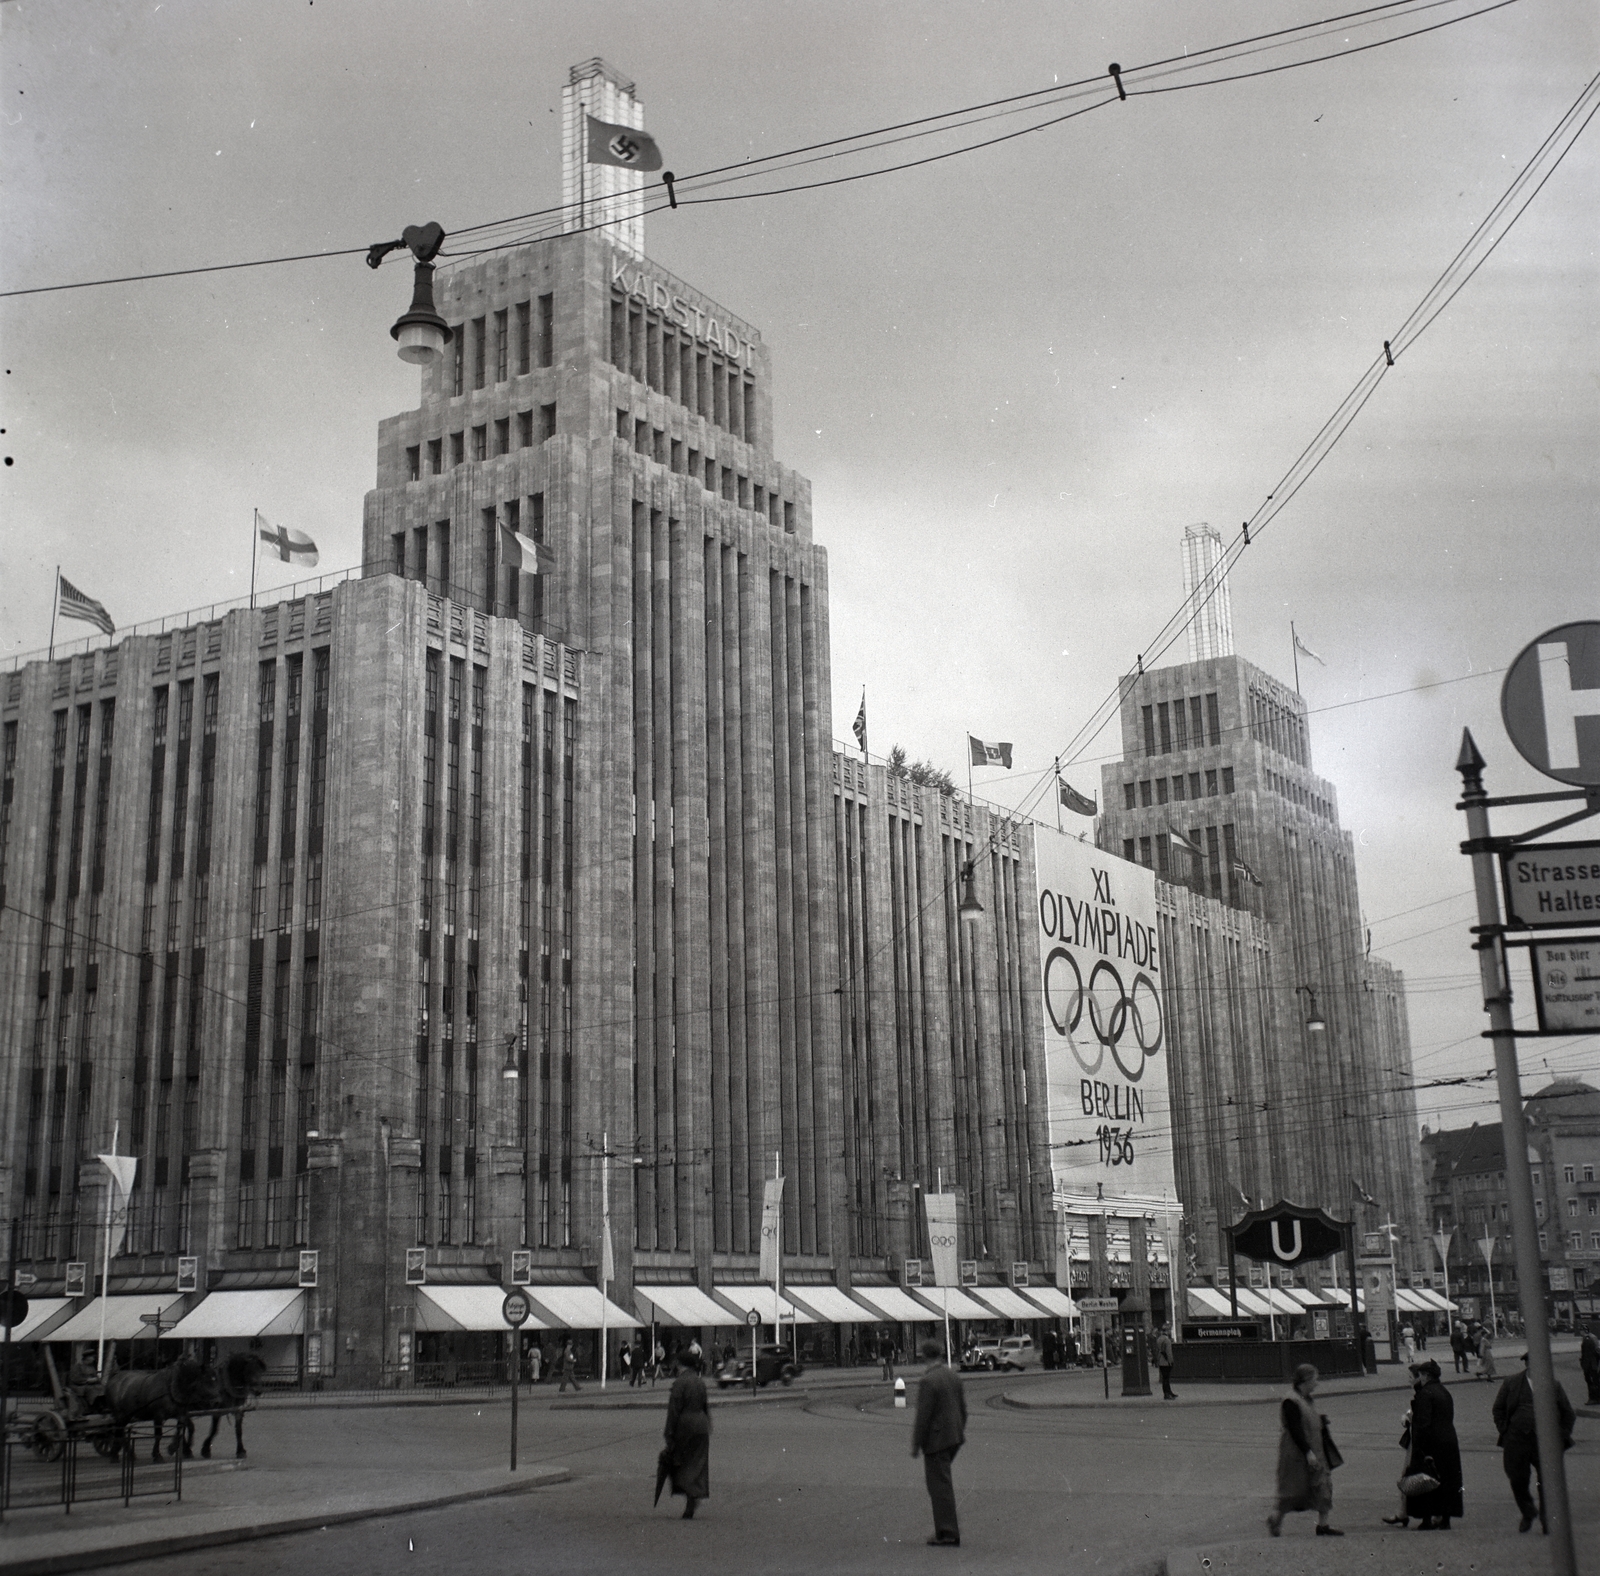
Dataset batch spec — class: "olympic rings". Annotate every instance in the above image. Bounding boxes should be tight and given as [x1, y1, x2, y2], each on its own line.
[1042, 949, 1163, 1081]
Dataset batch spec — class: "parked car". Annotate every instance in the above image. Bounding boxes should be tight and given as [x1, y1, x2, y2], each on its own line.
[715, 1344, 803, 1388]
[962, 1339, 1004, 1370]
[998, 1335, 1037, 1370]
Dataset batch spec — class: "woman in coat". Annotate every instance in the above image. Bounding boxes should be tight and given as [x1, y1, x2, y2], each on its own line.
[663, 1355, 712, 1518]
[1383, 1364, 1427, 1527]
[1478, 1327, 1497, 1382]
[1267, 1364, 1343, 1538]
[1404, 1360, 1463, 1530]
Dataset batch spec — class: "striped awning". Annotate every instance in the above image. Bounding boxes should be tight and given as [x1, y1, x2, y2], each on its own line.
[1018, 1286, 1079, 1318]
[5, 1298, 77, 1343]
[968, 1287, 1040, 1320]
[51, 1295, 185, 1343]
[909, 1286, 994, 1322]
[712, 1285, 809, 1323]
[524, 1285, 639, 1329]
[414, 1286, 551, 1332]
[848, 1285, 937, 1323]
[783, 1285, 878, 1323]
[167, 1289, 305, 1339]
[633, 1285, 733, 1328]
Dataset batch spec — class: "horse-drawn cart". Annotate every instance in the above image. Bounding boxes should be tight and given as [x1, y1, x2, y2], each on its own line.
[21, 1384, 124, 1463]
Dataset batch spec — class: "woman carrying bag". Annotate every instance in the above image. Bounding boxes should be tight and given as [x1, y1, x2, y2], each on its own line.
[1267, 1364, 1344, 1538]
[1383, 1363, 1428, 1527]
[1401, 1360, 1463, 1530]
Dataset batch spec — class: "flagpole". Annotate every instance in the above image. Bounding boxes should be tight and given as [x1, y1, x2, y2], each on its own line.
[773, 1151, 782, 1349]
[96, 1119, 118, 1377]
[600, 1130, 609, 1390]
[48, 566, 60, 662]
[250, 511, 259, 611]
[579, 100, 587, 231]
[1054, 757, 1062, 834]
[1290, 620, 1301, 696]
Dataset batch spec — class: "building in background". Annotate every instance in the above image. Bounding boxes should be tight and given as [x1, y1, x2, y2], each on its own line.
[1096, 554, 1426, 1291]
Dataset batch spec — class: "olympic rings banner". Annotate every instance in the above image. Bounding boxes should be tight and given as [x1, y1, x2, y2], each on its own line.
[1033, 827, 1178, 1208]
[924, 1192, 960, 1287]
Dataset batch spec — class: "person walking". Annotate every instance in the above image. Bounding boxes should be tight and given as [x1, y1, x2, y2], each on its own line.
[1266, 1364, 1343, 1538]
[1155, 1323, 1177, 1400]
[1493, 1351, 1576, 1534]
[528, 1343, 543, 1385]
[558, 1338, 581, 1393]
[1400, 1323, 1418, 1369]
[1403, 1360, 1463, 1530]
[911, 1337, 967, 1547]
[1580, 1325, 1600, 1405]
[1477, 1326, 1497, 1383]
[628, 1340, 645, 1387]
[880, 1332, 896, 1383]
[1449, 1322, 1469, 1375]
[662, 1352, 712, 1519]
[1383, 1363, 1427, 1528]
[619, 1341, 633, 1386]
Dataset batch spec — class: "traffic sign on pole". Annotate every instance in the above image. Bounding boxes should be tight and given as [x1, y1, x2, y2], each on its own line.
[501, 1291, 531, 1328]
[1501, 622, 1600, 786]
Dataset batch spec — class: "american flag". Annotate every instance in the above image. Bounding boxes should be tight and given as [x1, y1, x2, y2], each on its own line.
[58, 577, 114, 635]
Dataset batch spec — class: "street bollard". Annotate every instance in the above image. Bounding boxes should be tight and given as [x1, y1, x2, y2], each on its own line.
[893, 1377, 906, 1408]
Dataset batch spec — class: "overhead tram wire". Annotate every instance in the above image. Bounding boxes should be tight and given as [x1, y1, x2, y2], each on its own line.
[1, 0, 1523, 297]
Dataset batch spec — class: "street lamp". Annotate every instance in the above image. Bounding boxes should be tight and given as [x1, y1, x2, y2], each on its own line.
[1295, 984, 1326, 1033]
[957, 860, 984, 924]
[367, 222, 453, 365]
[500, 1032, 520, 1082]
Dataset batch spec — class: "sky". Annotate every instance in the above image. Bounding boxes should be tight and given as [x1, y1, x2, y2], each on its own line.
[3, 0, 1597, 1129]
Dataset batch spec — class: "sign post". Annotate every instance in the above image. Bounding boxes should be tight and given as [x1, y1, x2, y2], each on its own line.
[1079, 1297, 1118, 1398]
[745, 1307, 760, 1396]
[501, 1291, 531, 1473]
[1459, 629, 1600, 1576]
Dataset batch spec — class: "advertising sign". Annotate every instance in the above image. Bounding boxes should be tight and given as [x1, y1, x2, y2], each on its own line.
[1532, 939, 1600, 1032]
[1361, 1262, 1395, 1319]
[64, 1262, 88, 1298]
[405, 1248, 426, 1286]
[298, 1250, 319, 1289]
[1034, 827, 1176, 1208]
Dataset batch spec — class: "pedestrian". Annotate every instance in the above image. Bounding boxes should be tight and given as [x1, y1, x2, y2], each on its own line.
[662, 1351, 712, 1519]
[1383, 1363, 1427, 1527]
[559, 1338, 581, 1393]
[1402, 1360, 1463, 1530]
[911, 1337, 966, 1548]
[846, 1334, 857, 1368]
[628, 1340, 645, 1387]
[529, 1343, 543, 1385]
[1400, 1323, 1418, 1369]
[652, 1340, 666, 1386]
[620, 1341, 633, 1386]
[1155, 1322, 1177, 1400]
[1450, 1322, 1469, 1374]
[1266, 1363, 1343, 1538]
[880, 1332, 896, 1383]
[1478, 1326, 1497, 1383]
[1580, 1325, 1600, 1405]
[1492, 1351, 1575, 1534]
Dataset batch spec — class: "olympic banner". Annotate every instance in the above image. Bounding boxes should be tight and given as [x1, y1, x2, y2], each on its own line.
[924, 1192, 959, 1287]
[1033, 827, 1178, 1209]
[759, 1177, 784, 1283]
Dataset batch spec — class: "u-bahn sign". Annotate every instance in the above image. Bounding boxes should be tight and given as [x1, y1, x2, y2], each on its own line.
[1501, 621, 1600, 787]
[1229, 1202, 1349, 1265]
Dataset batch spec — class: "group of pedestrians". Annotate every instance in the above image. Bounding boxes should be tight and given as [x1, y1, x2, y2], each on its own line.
[1269, 1346, 1579, 1541]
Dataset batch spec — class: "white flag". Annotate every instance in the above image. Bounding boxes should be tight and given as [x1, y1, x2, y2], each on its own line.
[1292, 630, 1326, 666]
[759, 1177, 785, 1284]
[601, 1222, 615, 1286]
[99, 1153, 138, 1259]
[924, 1192, 959, 1288]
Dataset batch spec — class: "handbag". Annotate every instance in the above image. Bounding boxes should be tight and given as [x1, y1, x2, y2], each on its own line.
[1320, 1420, 1345, 1472]
[1399, 1456, 1441, 1497]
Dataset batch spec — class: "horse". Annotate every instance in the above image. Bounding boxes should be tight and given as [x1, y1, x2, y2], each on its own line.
[199, 1351, 268, 1459]
[104, 1356, 218, 1461]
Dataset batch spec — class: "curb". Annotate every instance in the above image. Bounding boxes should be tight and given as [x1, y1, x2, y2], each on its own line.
[0, 1465, 570, 1576]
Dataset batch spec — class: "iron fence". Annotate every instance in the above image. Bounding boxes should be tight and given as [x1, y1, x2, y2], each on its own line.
[1, 1421, 182, 1516]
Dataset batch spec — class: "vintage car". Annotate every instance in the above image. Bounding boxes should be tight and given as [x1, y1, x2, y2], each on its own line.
[715, 1344, 803, 1388]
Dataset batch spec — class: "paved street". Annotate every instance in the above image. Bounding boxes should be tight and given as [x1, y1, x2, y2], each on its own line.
[8, 1352, 1589, 1576]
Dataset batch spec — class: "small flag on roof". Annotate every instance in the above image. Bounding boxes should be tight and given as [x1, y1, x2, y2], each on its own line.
[500, 524, 549, 576]
[258, 514, 319, 567]
[586, 115, 663, 172]
[852, 692, 867, 757]
[1232, 858, 1263, 887]
[1057, 775, 1096, 817]
[968, 736, 1013, 769]
[58, 576, 115, 635]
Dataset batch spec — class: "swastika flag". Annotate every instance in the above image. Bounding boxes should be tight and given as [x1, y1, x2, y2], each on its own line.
[586, 115, 663, 172]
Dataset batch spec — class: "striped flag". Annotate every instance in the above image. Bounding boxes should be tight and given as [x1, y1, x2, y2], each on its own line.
[1167, 826, 1203, 859]
[968, 735, 1013, 769]
[59, 577, 115, 635]
[500, 524, 548, 576]
[852, 693, 867, 756]
[257, 515, 319, 566]
[1232, 858, 1263, 887]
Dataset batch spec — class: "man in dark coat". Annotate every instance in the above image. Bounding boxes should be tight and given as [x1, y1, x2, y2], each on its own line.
[1403, 1361, 1463, 1529]
[1449, 1323, 1469, 1374]
[663, 1355, 712, 1519]
[1155, 1323, 1177, 1400]
[911, 1337, 967, 1547]
[1493, 1352, 1576, 1533]
[1580, 1326, 1600, 1405]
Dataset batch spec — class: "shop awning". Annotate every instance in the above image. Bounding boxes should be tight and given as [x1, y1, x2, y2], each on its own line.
[1257, 1288, 1304, 1315]
[167, 1289, 305, 1339]
[1415, 1289, 1457, 1311]
[712, 1285, 810, 1324]
[1018, 1286, 1080, 1318]
[415, 1286, 551, 1333]
[6, 1298, 76, 1343]
[781, 1285, 877, 1323]
[1230, 1289, 1275, 1318]
[910, 1287, 993, 1322]
[633, 1285, 733, 1328]
[524, 1285, 639, 1329]
[968, 1287, 1040, 1320]
[51, 1295, 187, 1343]
[1282, 1288, 1336, 1309]
[849, 1285, 940, 1324]
[1188, 1287, 1236, 1317]
[1394, 1289, 1435, 1313]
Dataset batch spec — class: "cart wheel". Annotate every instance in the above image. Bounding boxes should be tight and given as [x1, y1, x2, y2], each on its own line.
[32, 1412, 67, 1463]
[91, 1425, 121, 1458]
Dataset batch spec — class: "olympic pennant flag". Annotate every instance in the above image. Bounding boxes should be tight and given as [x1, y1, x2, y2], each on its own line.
[1032, 826, 1178, 1210]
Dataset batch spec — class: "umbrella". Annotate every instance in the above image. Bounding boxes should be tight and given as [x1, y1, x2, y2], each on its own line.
[654, 1446, 672, 1507]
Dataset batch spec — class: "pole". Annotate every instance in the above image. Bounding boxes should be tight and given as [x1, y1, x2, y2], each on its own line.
[250, 511, 259, 611]
[773, 1151, 782, 1347]
[1291, 620, 1301, 695]
[509, 1344, 519, 1471]
[1457, 731, 1575, 1576]
[97, 1119, 119, 1377]
[1227, 1229, 1238, 1319]
[2, 1216, 16, 1521]
[600, 1130, 610, 1390]
[48, 566, 60, 662]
